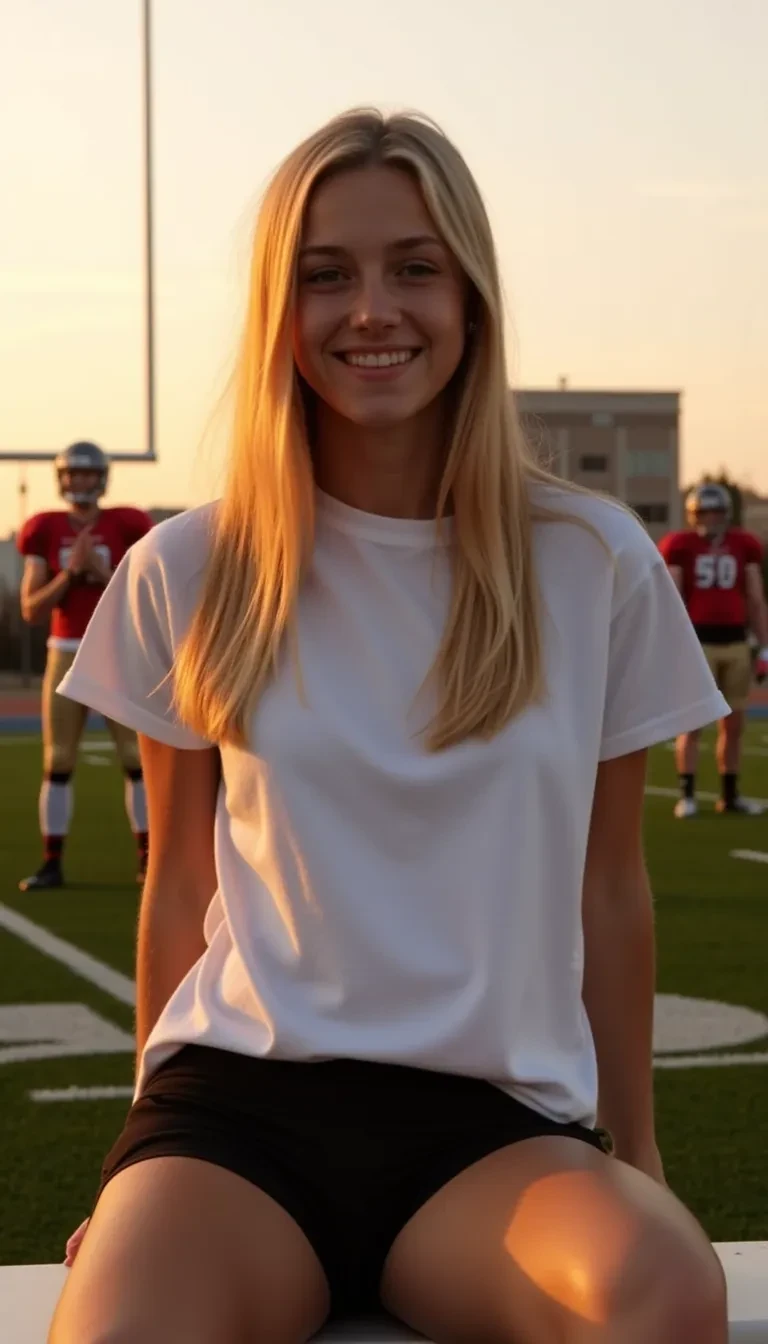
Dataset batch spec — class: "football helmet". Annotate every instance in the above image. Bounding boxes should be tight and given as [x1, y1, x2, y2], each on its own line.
[685, 482, 732, 539]
[55, 441, 109, 506]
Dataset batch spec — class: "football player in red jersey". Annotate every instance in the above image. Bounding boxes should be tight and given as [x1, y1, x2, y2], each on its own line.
[17, 442, 154, 890]
[659, 482, 768, 818]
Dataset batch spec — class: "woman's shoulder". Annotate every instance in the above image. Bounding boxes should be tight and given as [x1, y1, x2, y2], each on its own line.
[531, 481, 658, 557]
[529, 481, 663, 611]
[128, 501, 219, 579]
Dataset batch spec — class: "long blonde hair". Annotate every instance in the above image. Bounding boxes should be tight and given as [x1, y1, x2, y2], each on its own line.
[174, 108, 591, 750]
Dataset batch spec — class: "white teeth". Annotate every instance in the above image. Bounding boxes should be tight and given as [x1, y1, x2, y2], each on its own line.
[344, 350, 415, 368]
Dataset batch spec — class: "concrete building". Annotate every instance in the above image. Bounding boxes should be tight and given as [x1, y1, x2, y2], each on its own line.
[147, 507, 185, 525]
[517, 388, 681, 539]
[743, 492, 768, 543]
[0, 537, 21, 596]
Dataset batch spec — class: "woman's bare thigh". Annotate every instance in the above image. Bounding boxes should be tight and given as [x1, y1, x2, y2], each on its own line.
[380, 1136, 726, 1344]
[49, 1155, 331, 1344]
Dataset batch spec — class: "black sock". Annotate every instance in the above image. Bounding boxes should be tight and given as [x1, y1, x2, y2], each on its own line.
[679, 773, 695, 801]
[721, 773, 738, 807]
[43, 836, 64, 866]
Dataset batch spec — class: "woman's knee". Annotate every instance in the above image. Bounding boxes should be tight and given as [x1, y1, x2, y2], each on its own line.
[49, 1157, 330, 1344]
[589, 1230, 728, 1341]
[49, 1278, 231, 1344]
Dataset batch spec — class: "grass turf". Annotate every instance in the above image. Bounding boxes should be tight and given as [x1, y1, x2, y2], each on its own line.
[0, 726, 766, 1262]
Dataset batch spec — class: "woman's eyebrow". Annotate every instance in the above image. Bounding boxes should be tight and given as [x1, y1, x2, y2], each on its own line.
[299, 234, 444, 260]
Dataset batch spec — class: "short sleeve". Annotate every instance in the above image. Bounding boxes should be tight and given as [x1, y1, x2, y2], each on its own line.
[600, 553, 730, 762]
[122, 507, 155, 546]
[17, 516, 47, 559]
[657, 531, 686, 567]
[57, 525, 210, 750]
[744, 532, 763, 566]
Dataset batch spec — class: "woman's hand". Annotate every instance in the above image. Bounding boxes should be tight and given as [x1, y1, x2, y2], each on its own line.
[64, 1217, 90, 1266]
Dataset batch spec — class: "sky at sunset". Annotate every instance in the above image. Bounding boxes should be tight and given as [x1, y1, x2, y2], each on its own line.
[2, 0, 767, 534]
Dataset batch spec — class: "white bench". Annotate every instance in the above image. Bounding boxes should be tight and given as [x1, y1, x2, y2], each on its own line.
[2, 1246, 767, 1342]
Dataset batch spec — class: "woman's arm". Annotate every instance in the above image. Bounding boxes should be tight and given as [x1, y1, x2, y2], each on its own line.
[135, 734, 220, 1066]
[63, 735, 220, 1266]
[581, 747, 664, 1181]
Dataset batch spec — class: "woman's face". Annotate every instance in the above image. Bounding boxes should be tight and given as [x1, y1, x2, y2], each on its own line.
[294, 164, 467, 430]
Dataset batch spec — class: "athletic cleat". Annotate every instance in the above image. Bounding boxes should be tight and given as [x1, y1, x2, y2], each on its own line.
[18, 861, 65, 892]
[714, 798, 764, 816]
[673, 798, 698, 819]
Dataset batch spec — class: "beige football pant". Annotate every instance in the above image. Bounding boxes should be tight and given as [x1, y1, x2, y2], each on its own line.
[42, 647, 141, 775]
[700, 641, 753, 713]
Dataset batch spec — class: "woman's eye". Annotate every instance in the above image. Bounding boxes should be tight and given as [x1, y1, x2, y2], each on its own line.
[305, 267, 345, 285]
[400, 261, 438, 279]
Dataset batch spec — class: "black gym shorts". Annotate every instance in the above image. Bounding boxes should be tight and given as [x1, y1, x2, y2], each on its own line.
[97, 1045, 610, 1317]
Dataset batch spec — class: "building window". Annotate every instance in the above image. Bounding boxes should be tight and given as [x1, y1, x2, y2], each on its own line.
[634, 503, 669, 524]
[579, 454, 608, 472]
[627, 449, 670, 477]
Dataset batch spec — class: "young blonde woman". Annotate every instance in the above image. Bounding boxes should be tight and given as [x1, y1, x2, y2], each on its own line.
[51, 109, 729, 1344]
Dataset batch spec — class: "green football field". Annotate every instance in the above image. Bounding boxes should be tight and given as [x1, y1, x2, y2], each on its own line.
[0, 726, 766, 1265]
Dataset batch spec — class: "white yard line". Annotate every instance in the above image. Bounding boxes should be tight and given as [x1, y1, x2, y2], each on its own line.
[654, 1051, 768, 1069]
[731, 850, 768, 866]
[30, 1085, 134, 1102]
[0, 904, 134, 1006]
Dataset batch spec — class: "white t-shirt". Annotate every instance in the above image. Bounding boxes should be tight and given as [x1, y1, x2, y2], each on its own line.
[58, 486, 728, 1125]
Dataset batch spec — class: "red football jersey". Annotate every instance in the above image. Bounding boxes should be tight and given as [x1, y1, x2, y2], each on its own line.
[17, 507, 153, 642]
[658, 527, 763, 629]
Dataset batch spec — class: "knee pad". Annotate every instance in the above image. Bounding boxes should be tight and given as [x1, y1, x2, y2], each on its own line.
[125, 767, 144, 783]
[45, 770, 73, 786]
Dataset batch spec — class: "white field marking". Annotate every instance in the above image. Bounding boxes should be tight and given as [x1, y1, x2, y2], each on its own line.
[731, 849, 768, 865]
[30, 1084, 134, 1102]
[654, 994, 768, 1053]
[81, 755, 112, 766]
[0, 1004, 133, 1065]
[654, 1051, 768, 1069]
[645, 785, 768, 806]
[0, 904, 135, 1005]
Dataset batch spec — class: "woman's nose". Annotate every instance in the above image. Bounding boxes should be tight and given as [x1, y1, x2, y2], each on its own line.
[348, 270, 401, 331]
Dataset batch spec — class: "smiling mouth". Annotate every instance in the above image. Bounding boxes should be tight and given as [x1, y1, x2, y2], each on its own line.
[334, 349, 420, 369]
